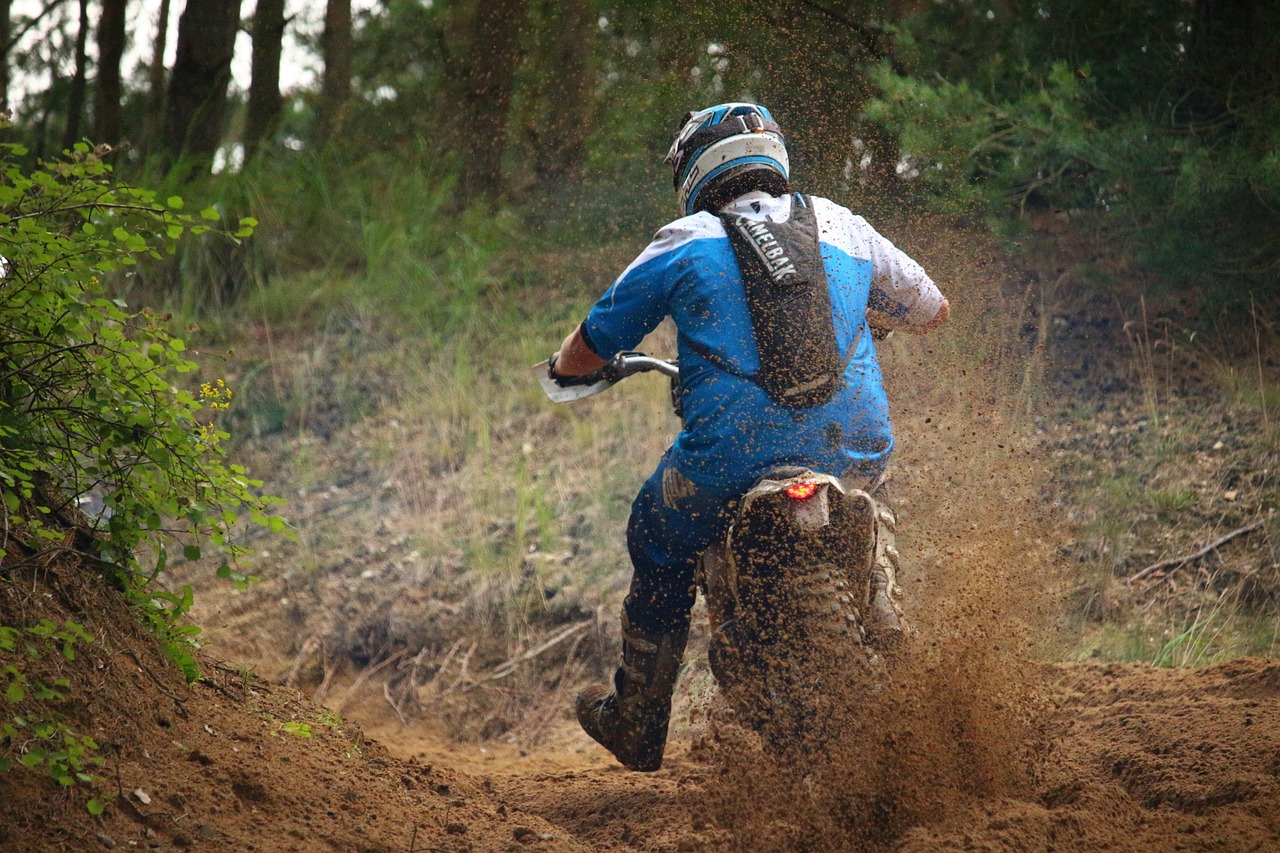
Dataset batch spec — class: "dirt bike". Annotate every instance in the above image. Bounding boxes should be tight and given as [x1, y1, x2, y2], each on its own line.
[536, 352, 888, 748]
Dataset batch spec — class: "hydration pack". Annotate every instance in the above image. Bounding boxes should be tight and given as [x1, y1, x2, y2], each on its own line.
[718, 195, 845, 408]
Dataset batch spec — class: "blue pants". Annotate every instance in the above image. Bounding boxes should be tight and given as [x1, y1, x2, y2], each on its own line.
[623, 452, 892, 635]
[624, 452, 739, 634]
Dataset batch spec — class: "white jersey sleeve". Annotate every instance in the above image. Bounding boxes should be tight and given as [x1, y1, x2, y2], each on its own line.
[811, 196, 944, 330]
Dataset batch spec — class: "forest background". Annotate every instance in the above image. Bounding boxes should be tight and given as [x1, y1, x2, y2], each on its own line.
[1, 0, 1279, 810]
[6, 0, 1277, 300]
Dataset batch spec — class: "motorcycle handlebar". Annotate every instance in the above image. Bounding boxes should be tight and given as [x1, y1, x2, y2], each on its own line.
[537, 351, 678, 406]
[605, 352, 679, 381]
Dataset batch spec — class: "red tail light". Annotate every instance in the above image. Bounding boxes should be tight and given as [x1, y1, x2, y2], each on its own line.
[784, 482, 819, 500]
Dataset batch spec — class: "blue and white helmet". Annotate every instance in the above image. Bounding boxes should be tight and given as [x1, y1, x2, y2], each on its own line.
[665, 103, 789, 217]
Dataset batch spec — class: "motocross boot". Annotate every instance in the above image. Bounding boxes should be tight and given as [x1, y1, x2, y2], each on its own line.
[576, 607, 689, 772]
[866, 498, 910, 645]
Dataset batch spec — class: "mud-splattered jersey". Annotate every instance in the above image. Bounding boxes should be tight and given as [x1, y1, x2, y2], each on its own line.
[583, 191, 944, 491]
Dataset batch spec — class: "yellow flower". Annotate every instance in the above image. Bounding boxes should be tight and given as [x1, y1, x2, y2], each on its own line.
[199, 378, 233, 410]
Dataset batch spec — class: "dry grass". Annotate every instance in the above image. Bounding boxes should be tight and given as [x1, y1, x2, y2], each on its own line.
[178, 208, 1068, 742]
[177, 208, 1280, 753]
[1046, 279, 1279, 666]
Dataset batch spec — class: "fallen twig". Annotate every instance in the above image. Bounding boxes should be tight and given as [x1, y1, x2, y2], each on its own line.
[383, 647, 436, 726]
[314, 645, 338, 703]
[284, 636, 322, 689]
[337, 649, 407, 712]
[384, 679, 412, 726]
[516, 632, 590, 746]
[439, 642, 478, 697]
[422, 638, 465, 697]
[1127, 519, 1268, 584]
[462, 620, 592, 692]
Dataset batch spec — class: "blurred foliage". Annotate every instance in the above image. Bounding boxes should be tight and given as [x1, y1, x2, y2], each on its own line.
[867, 0, 1280, 300]
[2, 0, 1274, 310]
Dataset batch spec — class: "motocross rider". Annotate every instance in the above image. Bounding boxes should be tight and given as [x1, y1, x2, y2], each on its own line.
[549, 103, 949, 772]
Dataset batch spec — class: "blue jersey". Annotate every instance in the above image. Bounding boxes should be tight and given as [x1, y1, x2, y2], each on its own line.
[583, 192, 944, 492]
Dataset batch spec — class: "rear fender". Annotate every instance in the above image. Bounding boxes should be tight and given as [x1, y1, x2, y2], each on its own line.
[736, 471, 846, 534]
[700, 472, 842, 628]
[701, 471, 877, 639]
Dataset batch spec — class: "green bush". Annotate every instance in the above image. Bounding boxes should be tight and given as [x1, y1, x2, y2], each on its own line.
[0, 141, 281, 579]
[0, 141, 285, 798]
[0, 620, 104, 799]
[863, 59, 1100, 216]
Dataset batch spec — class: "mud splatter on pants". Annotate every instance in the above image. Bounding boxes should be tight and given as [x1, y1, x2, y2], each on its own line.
[624, 450, 898, 635]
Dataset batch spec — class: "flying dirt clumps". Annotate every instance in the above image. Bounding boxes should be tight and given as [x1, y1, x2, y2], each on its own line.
[692, 543, 1043, 852]
[896, 659, 1280, 851]
[653, 218, 1054, 852]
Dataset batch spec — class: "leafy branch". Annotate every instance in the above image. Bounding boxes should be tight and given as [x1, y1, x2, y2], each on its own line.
[0, 138, 283, 807]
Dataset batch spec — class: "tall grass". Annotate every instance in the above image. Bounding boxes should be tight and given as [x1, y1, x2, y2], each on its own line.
[185, 145, 670, 672]
[1121, 295, 1178, 428]
[1207, 298, 1280, 431]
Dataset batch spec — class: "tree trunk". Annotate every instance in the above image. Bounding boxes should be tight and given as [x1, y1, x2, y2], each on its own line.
[0, 0, 12, 113]
[162, 0, 243, 177]
[449, 0, 525, 208]
[60, 0, 89, 151]
[245, 0, 285, 159]
[93, 0, 127, 146]
[2, 0, 69, 117]
[316, 0, 352, 144]
[529, 0, 595, 190]
[139, 0, 170, 164]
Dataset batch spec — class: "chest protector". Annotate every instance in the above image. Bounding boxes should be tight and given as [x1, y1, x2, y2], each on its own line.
[719, 195, 844, 408]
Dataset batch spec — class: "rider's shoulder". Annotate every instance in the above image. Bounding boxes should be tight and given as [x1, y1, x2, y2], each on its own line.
[805, 195, 876, 231]
[805, 194, 857, 218]
[650, 211, 722, 245]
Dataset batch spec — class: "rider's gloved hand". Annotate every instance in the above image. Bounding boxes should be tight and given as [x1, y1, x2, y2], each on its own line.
[548, 353, 608, 388]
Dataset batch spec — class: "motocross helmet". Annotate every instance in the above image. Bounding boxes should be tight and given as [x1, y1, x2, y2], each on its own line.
[666, 103, 789, 217]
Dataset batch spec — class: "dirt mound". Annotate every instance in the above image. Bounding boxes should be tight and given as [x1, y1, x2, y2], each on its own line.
[12, 566, 1280, 851]
[0, 553, 582, 853]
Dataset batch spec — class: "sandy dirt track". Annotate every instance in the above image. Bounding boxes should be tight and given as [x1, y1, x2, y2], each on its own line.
[7, 641, 1280, 851]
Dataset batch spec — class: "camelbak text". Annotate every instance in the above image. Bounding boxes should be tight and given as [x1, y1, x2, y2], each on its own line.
[734, 218, 798, 281]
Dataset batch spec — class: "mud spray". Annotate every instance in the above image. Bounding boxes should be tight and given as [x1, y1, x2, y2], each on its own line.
[692, 218, 1060, 852]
